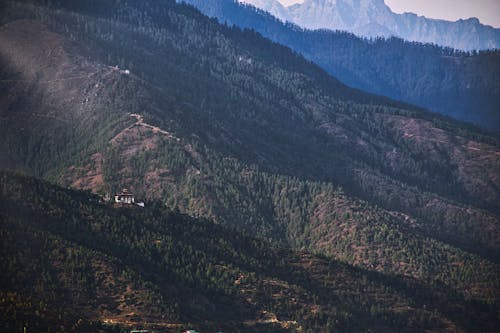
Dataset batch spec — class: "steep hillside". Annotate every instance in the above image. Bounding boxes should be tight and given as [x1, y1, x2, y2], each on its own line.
[182, 0, 500, 130]
[1, 172, 499, 332]
[0, 0, 499, 310]
[241, 0, 500, 51]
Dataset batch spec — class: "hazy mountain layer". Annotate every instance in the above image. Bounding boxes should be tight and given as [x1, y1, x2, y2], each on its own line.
[241, 0, 500, 51]
[183, 0, 500, 130]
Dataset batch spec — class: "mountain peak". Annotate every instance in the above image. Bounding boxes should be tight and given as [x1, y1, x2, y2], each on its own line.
[243, 0, 499, 50]
[462, 17, 481, 25]
[287, 0, 394, 32]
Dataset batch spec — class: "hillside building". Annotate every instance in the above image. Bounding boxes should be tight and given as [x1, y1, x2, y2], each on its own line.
[114, 189, 135, 204]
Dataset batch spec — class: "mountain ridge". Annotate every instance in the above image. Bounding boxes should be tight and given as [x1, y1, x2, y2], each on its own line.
[183, 0, 500, 130]
[241, 0, 500, 51]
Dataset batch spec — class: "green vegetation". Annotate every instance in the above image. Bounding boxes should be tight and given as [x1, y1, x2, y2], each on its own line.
[1, 172, 498, 332]
[0, 0, 499, 330]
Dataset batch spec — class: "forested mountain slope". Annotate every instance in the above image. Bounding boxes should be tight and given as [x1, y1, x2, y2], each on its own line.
[181, 0, 500, 130]
[0, 0, 499, 317]
[1, 172, 499, 332]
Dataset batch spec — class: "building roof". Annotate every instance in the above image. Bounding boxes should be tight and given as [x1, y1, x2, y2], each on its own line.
[116, 189, 134, 196]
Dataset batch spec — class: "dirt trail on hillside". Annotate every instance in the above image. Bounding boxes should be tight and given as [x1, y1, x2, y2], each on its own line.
[129, 113, 177, 139]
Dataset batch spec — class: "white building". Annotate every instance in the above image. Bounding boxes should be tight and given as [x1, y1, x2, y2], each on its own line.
[114, 189, 135, 204]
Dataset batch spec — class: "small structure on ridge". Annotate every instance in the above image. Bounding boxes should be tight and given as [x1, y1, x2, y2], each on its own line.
[114, 189, 135, 204]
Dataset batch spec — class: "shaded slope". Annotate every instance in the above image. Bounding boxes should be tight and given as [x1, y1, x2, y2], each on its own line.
[1, 172, 499, 332]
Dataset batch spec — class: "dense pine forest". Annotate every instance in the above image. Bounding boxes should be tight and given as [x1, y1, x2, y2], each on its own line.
[0, 0, 499, 331]
[1, 172, 499, 332]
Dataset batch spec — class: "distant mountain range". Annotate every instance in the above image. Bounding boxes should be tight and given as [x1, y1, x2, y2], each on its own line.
[240, 0, 500, 51]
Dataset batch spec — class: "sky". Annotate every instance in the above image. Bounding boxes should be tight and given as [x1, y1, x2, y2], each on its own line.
[276, 0, 500, 28]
